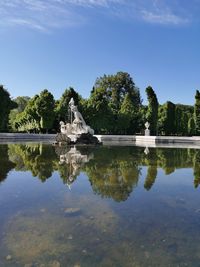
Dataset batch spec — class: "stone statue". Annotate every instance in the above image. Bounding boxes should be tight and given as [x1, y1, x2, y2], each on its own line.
[60, 98, 94, 136]
[145, 121, 150, 130]
[145, 121, 150, 136]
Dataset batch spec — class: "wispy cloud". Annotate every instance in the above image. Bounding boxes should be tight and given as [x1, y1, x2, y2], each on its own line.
[138, 0, 190, 25]
[0, 0, 197, 32]
[140, 9, 189, 25]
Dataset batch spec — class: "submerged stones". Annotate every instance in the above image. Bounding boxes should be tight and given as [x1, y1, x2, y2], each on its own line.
[6, 254, 12, 260]
[64, 208, 81, 217]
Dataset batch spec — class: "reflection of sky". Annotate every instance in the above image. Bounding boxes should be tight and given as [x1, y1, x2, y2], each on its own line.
[1, 152, 200, 266]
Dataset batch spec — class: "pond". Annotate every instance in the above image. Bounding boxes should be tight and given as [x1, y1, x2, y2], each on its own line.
[0, 143, 200, 267]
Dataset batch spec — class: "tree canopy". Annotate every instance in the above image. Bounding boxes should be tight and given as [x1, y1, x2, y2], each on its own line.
[0, 72, 199, 136]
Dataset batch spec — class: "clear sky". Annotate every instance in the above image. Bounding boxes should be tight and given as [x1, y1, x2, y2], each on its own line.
[0, 0, 200, 105]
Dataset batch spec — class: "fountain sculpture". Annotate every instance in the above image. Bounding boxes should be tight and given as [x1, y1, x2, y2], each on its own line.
[55, 98, 100, 145]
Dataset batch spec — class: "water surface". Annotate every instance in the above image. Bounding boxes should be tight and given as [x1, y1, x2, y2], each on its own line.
[0, 143, 200, 267]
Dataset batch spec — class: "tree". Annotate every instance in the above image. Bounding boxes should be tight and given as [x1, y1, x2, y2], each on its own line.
[86, 87, 113, 134]
[145, 86, 159, 135]
[158, 101, 175, 135]
[94, 72, 141, 113]
[118, 93, 138, 134]
[194, 90, 200, 135]
[0, 85, 17, 132]
[35, 89, 55, 132]
[56, 87, 81, 123]
[9, 96, 30, 131]
[13, 95, 40, 133]
[92, 72, 141, 133]
[188, 117, 195, 136]
[174, 104, 193, 136]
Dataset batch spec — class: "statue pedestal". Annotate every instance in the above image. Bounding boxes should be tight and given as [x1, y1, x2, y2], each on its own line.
[145, 129, 150, 136]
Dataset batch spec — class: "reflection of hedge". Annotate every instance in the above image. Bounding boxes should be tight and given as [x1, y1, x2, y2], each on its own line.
[8, 144, 56, 181]
[0, 145, 15, 182]
[3, 144, 200, 199]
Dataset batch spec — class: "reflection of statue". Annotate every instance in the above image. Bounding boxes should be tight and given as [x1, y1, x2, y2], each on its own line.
[144, 147, 149, 155]
[145, 121, 150, 136]
[58, 146, 93, 189]
[60, 98, 94, 136]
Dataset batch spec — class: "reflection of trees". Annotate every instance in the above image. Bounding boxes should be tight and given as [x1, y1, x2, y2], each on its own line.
[144, 166, 157, 191]
[143, 149, 158, 190]
[8, 144, 56, 181]
[156, 148, 192, 174]
[5, 143, 200, 197]
[83, 147, 142, 202]
[0, 145, 15, 183]
[193, 150, 200, 188]
[143, 148, 199, 189]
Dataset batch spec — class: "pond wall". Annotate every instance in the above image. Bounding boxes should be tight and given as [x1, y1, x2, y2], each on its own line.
[1, 133, 200, 146]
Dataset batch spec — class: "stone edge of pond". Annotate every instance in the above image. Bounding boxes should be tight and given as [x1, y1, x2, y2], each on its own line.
[1, 133, 200, 148]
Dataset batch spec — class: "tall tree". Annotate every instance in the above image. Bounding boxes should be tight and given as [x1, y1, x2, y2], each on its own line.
[188, 117, 195, 136]
[145, 86, 158, 135]
[0, 85, 17, 132]
[9, 96, 30, 131]
[175, 104, 193, 136]
[194, 90, 200, 135]
[92, 72, 141, 133]
[158, 101, 175, 135]
[35, 89, 55, 132]
[56, 87, 81, 123]
[86, 87, 113, 134]
[14, 95, 40, 133]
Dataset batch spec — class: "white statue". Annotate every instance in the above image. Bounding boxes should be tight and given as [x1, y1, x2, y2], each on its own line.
[60, 98, 94, 136]
[145, 121, 150, 136]
[145, 121, 150, 130]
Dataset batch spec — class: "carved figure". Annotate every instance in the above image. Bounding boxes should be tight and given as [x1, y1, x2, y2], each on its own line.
[60, 98, 94, 136]
[145, 121, 150, 136]
[145, 121, 150, 130]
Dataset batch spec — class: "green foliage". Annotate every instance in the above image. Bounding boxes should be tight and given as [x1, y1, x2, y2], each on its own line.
[56, 87, 81, 123]
[35, 89, 55, 132]
[0, 73, 198, 136]
[188, 117, 195, 136]
[13, 95, 40, 133]
[0, 85, 17, 132]
[145, 86, 158, 135]
[9, 96, 30, 132]
[158, 101, 175, 135]
[86, 87, 114, 133]
[174, 104, 193, 136]
[91, 72, 141, 134]
[194, 90, 200, 135]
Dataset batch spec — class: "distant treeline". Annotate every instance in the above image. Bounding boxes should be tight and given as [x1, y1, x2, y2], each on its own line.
[0, 71, 199, 135]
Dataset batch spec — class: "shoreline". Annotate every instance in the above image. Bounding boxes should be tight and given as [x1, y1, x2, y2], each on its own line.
[0, 133, 200, 147]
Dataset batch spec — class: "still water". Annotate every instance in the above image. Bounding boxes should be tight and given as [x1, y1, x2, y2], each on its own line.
[0, 143, 200, 267]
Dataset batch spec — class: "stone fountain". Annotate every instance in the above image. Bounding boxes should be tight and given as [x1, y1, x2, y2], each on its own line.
[55, 98, 100, 145]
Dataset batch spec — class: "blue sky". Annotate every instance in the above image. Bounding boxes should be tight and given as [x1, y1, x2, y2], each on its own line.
[0, 0, 200, 105]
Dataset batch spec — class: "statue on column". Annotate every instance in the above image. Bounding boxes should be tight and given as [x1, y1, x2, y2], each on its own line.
[145, 121, 150, 136]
